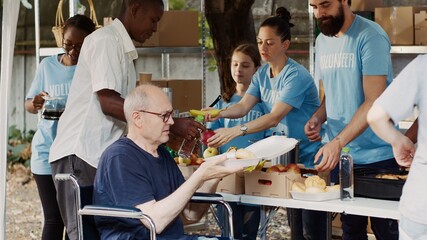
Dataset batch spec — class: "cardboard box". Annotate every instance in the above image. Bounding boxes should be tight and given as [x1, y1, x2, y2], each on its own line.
[375, 6, 427, 45]
[244, 171, 302, 199]
[168, 79, 202, 113]
[351, 0, 383, 12]
[139, 77, 202, 113]
[134, 11, 199, 47]
[216, 172, 245, 194]
[415, 11, 427, 45]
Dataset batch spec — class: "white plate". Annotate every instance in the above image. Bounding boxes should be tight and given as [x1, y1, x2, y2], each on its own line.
[203, 154, 261, 168]
[245, 136, 298, 160]
[290, 190, 340, 202]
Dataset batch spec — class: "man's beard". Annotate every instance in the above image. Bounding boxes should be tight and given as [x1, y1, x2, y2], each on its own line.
[317, 3, 345, 37]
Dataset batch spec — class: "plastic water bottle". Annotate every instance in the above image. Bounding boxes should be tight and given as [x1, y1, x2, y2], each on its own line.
[177, 115, 204, 159]
[340, 147, 354, 201]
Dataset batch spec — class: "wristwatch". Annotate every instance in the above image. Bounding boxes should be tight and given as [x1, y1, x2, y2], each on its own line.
[240, 124, 248, 136]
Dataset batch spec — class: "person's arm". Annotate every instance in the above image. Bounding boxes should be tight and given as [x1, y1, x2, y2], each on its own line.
[207, 94, 258, 121]
[135, 156, 241, 233]
[25, 91, 49, 114]
[315, 75, 387, 171]
[97, 89, 126, 121]
[180, 178, 221, 223]
[304, 95, 327, 142]
[404, 118, 418, 144]
[207, 100, 292, 147]
[367, 105, 414, 167]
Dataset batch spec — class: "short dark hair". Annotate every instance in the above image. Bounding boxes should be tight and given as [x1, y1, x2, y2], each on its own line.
[120, 0, 164, 16]
[260, 7, 294, 42]
[63, 14, 96, 36]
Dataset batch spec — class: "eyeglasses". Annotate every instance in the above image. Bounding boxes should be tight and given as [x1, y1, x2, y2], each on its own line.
[137, 109, 174, 123]
[62, 42, 83, 53]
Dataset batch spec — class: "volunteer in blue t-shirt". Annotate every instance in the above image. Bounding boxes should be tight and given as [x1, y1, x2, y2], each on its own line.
[208, 43, 265, 240]
[25, 15, 95, 240]
[306, 0, 399, 239]
[206, 7, 325, 240]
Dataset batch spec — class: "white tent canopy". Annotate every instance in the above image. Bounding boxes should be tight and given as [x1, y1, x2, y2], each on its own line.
[1, 0, 25, 239]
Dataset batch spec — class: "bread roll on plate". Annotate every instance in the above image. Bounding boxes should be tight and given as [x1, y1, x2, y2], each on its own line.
[304, 175, 326, 189]
[235, 149, 256, 159]
[291, 182, 306, 192]
[325, 184, 340, 192]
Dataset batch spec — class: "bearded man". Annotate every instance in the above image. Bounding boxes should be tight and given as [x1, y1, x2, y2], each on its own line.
[305, 0, 399, 239]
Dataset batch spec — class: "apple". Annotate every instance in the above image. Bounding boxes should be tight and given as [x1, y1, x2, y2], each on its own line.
[195, 158, 204, 165]
[203, 147, 219, 158]
[286, 163, 300, 174]
[201, 129, 215, 146]
[276, 164, 287, 172]
[266, 166, 281, 173]
[178, 156, 191, 166]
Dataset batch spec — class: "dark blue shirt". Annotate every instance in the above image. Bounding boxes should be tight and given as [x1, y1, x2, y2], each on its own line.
[93, 137, 188, 240]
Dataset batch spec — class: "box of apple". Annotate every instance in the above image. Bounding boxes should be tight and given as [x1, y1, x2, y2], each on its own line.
[244, 163, 304, 199]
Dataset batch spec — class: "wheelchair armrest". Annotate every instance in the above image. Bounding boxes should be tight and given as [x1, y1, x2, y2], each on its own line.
[80, 205, 144, 218]
[191, 192, 224, 203]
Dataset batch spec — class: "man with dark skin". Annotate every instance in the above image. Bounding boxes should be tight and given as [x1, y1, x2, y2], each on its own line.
[49, 1, 204, 239]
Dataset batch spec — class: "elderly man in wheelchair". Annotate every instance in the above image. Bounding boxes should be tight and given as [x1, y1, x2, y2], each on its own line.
[91, 84, 242, 239]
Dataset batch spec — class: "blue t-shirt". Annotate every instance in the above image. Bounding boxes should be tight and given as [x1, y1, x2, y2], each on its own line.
[246, 58, 321, 167]
[207, 94, 266, 153]
[25, 54, 75, 175]
[315, 15, 394, 164]
[93, 137, 189, 240]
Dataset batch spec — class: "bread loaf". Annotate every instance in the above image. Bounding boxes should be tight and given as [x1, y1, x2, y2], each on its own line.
[235, 149, 256, 159]
[304, 175, 326, 189]
[291, 182, 306, 192]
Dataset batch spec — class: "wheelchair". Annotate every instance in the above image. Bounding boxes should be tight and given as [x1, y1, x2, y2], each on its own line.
[55, 173, 234, 240]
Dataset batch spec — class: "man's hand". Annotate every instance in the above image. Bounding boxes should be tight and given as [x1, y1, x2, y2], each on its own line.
[171, 117, 206, 141]
[314, 139, 343, 171]
[305, 116, 322, 142]
[205, 127, 240, 148]
[391, 135, 415, 167]
[32, 91, 48, 110]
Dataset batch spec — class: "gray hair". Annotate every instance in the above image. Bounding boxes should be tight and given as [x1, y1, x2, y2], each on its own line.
[123, 84, 155, 123]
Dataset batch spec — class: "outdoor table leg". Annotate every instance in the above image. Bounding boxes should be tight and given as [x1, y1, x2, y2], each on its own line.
[260, 205, 267, 240]
[258, 206, 279, 240]
[326, 212, 332, 239]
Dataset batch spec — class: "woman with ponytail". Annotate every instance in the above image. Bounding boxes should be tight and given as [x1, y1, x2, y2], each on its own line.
[206, 7, 326, 239]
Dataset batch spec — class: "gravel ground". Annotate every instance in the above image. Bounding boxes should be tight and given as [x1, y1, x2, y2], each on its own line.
[5, 165, 342, 240]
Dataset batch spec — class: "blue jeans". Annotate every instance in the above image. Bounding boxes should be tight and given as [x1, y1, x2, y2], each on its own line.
[287, 209, 327, 240]
[217, 203, 260, 240]
[331, 158, 400, 240]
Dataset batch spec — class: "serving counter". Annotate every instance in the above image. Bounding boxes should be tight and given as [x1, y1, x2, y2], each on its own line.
[218, 193, 400, 240]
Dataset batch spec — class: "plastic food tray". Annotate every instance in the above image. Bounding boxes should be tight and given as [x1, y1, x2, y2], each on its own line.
[290, 190, 340, 202]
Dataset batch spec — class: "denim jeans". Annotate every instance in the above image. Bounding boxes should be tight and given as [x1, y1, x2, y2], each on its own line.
[287, 209, 327, 240]
[399, 215, 427, 240]
[331, 158, 400, 240]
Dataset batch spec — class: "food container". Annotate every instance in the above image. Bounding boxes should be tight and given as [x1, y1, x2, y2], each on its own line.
[270, 142, 299, 166]
[354, 168, 407, 201]
[41, 96, 65, 120]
